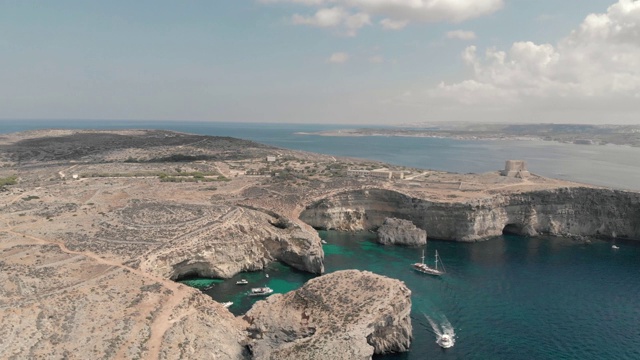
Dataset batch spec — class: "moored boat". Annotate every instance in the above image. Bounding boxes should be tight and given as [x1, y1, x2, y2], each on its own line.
[248, 287, 273, 296]
[412, 249, 445, 276]
[236, 279, 248, 285]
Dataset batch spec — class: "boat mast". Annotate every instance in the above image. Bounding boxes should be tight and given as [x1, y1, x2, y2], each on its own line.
[434, 250, 439, 270]
[421, 249, 426, 265]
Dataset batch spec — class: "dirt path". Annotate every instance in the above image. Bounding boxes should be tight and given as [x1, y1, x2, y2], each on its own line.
[3, 228, 189, 360]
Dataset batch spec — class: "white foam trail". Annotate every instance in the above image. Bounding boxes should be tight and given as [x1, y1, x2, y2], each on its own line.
[424, 313, 456, 347]
[424, 313, 442, 337]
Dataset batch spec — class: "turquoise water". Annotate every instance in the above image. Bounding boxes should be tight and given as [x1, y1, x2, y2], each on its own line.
[203, 231, 640, 360]
[201, 261, 315, 315]
[4, 120, 640, 357]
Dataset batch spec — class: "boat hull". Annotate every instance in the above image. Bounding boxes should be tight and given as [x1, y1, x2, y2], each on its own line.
[437, 337, 454, 348]
[248, 287, 274, 296]
[412, 264, 444, 276]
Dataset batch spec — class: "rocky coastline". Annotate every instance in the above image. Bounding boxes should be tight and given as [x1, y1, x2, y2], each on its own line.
[244, 270, 412, 360]
[1, 129, 638, 359]
[300, 188, 640, 242]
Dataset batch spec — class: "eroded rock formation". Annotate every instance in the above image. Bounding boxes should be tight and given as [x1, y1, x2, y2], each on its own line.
[301, 188, 640, 242]
[132, 203, 324, 279]
[244, 270, 412, 360]
[3, 129, 639, 359]
[377, 217, 426, 246]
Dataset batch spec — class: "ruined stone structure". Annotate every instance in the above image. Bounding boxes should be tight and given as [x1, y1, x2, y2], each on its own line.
[501, 160, 530, 178]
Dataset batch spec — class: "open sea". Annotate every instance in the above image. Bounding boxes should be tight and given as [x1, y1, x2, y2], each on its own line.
[2, 119, 640, 359]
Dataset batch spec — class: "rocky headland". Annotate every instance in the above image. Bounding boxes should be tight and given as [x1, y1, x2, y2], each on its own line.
[244, 270, 412, 360]
[0, 129, 638, 359]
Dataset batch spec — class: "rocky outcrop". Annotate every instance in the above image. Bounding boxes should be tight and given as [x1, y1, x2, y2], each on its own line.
[300, 188, 640, 242]
[244, 270, 412, 360]
[377, 217, 426, 246]
[139, 205, 324, 280]
[0, 237, 248, 360]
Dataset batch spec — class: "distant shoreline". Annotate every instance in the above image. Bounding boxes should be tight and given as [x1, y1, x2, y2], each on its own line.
[295, 126, 640, 147]
[295, 130, 542, 142]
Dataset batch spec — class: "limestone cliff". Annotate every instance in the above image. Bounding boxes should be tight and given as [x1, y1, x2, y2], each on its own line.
[139, 204, 324, 280]
[300, 188, 640, 242]
[244, 270, 412, 360]
[377, 217, 426, 246]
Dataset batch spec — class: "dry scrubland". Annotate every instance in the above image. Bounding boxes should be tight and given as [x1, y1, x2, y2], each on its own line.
[1, 129, 633, 359]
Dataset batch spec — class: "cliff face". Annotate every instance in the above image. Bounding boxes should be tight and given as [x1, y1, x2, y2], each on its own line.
[244, 270, 412, 360]
[140, 205, 324, 280]
[300, 188, 640, 242]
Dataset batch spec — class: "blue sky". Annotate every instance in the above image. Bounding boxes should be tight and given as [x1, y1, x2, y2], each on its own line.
[1, 0, 638, 124]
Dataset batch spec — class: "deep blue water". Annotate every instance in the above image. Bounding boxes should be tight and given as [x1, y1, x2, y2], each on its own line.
[205, 232, 640, 360]
[3, 120, 640, 358]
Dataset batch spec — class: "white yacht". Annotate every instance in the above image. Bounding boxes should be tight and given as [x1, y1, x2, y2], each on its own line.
[236, 279, 248, 285]
[412, 249, 445, 276]
[437, 334, 454, 348]
[248, 287, 273, 296]
[221, 301, 233, 308]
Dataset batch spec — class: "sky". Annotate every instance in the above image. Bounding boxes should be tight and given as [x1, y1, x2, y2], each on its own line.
[1, 0, 639, 125]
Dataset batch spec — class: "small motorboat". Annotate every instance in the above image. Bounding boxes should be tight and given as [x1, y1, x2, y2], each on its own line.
[321, 240, 327, 244]
[437, 334, 454, 349]
[221, 301, 233, 308]
[612, 245, 620, 250]
[248, 287, 273, 296]
[236, 279, 248, 285]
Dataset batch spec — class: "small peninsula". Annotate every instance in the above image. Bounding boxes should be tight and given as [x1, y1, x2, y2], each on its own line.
[1, 129, 638, 359]
[300, 123, 640, 147]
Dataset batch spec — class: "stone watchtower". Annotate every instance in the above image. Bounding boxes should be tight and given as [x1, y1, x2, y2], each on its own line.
[501, 160, 530, 178]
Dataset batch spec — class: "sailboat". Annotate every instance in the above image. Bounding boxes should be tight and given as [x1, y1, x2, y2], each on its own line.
[412, 248, 445, 276]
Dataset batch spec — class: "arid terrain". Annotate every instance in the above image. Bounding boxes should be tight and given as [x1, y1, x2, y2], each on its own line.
[1, 129, 638, 359]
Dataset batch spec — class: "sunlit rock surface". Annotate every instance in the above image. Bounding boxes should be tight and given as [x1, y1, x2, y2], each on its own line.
[244, 270, 412, 360]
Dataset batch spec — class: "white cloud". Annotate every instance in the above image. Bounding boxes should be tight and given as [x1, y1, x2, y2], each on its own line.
[348, 0, 503, 23]
[424, 0, 640, 115]
[262, 0, 504, 34]
[292, 7, 370, 36]
[328, 52, 350, 63]
[380, 18, 408, 30]
[344, 12, 372, 36]
[292, 7, 346, 27]
[446, 30, 476, 40]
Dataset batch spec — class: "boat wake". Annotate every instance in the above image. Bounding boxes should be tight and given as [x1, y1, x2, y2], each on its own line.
[424, 313, 455, 348]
